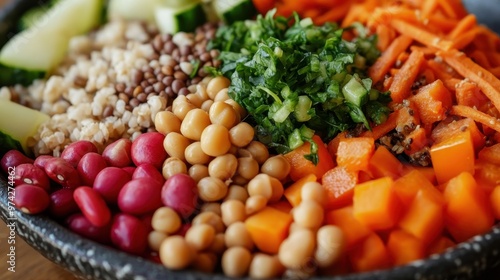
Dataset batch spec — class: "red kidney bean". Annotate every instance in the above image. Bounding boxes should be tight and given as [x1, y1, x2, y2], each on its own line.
[73, 186, 111, 227]
[110, 213, 149, 255]
[34, 155, 54, 169]
[61, 140, 98, 167]
[93, 167, 132, 204]
[44, 157, 82, 188]
[122, 166, 136, 175]
[13, 184, 50, 214]
[132, 163, 165, 185]
[130, 132, 167, 169]
[102, 138, 133, 167]
[66, 213, 112, 244]
[77, 152, 108, 186]
[141, 214, 154, 233]
[161, 173, 198, 219]
[1, 150, 33, 173]
[117, 178, 163, 215]
[48, 188, 79, 219]
[14, 163, 50, 191]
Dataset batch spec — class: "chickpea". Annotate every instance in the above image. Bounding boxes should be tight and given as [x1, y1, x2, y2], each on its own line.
[200, 202, 221, 216]
[314, 225, 345, 268]
[155, 111, 181, 135]
[186, 93, 204, 108]
[249, 253, 285, 279]
[229, 122, 255, 148]
[237, 148, 252, 158]
[246, 141, 270, 164]
[236, 157, 259, 180]
[209, 101, 239, 129]
[197, 177, 228, 202]
[214, 88, 230, 102]
[192, 211, 225, 233]
[208, 154, 238, 181]
[225, 98, 247, 119]
[208, 233, 226, 254]
[221, 246, 252, 277]
[220, 199, 246, 226]
[172, 95, 196, 120]
[245, 195, 268, 215]
[278, 229, 316, 269]
[152, 206, 182, 234]
[206, 76, 230, 100]
[201, 99, 214, 112]
[247, 173, 273, 200]
[195, 84, 210, 101]
[200, 124, 231, 157]
[185, 141, 211, 165]
[162, 157, 187, 179]
[227, 145, 239, 155]
[301, 182, 326, 205]
[231, 174, 249, 185]
[163, 132, 190, 161]
[180, 109, 211, 141]
[188, 164, 209, 183]
[192, 252, 217, 273]
[269, 176, 284, 203]
[224, 222, 254, 250]
[223, 185, 249, 203]
[148, 230, 168, 252]
[293, 200, 324, 229]
[159, 236, 194, 270]
[261, 155, 291, 181]
[185, 223, 216, 251]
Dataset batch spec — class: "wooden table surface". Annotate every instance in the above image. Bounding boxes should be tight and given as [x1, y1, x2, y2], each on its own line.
[0, 220, 79, 280]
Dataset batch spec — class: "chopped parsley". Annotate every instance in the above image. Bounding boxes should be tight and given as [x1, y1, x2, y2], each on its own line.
[207, 10, 391, 164]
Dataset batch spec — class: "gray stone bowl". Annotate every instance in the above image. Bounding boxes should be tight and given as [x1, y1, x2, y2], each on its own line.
[2, 0, 500, 279]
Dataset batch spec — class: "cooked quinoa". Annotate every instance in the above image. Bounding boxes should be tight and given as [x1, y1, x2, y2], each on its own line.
[0, 20, 220, 156]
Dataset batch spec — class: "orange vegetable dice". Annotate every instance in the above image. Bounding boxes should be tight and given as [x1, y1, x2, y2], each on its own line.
[268, 200, 293, 213]
[443, 172, 495, 243]
[325, 206, 372, 249]
[284, 135, 336, 181]
[368, 146, 404, 179]
[432, 118, 485, 152]
[478, 143, 500, 165]
[428, 236, 456, 255]
[387, 230, 426, 266]
[322, 166, 359, 210]
[410, 79, 452, 127]
[283, 173, 317, 207]
[490, 186, 500, 220]
[430, 130, 475, 184]
[474, 160, 500, 195]
[393, 169, 437, 207]
[349, 233, 392, 272]
[245, 207, 293, 254]
[336, 137, 375, 172]
[398, 188, 445, 245]
[353, 177, 402, 230]
[403, 165, 437, 185]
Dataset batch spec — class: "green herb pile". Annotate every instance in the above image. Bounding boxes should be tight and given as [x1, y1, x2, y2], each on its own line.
[208, 10, 391, 163]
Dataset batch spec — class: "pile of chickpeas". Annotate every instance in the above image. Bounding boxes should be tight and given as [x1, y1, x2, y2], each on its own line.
[148, 76, 346, 278]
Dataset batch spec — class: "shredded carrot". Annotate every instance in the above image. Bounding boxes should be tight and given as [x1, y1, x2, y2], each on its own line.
[390, 19, 453, 51]
[389, 49, 426, 103]
[448, 14, 477, 39]
[451, 105, 500, 133]
[369, 35, 413, 84]
[440, 49, 500, 113]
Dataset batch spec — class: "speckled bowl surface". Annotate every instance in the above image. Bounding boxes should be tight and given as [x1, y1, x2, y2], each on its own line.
[2, 0, 500, 279]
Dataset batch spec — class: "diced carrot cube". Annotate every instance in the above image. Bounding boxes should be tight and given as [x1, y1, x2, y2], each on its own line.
[245, 207, 293, 254]
[368, 146, 404, 179]
[430, 130, 475, 184]
[387, 230, 426, 266]
[353, 177, 402, 230]
[336, 137, 375, 172]
[443, 172, 495, 243]
[325, 206, 372, 248]
[283, 173, 317, 207]
[322, 166, 359, 210]
[349, 233, 392, 272]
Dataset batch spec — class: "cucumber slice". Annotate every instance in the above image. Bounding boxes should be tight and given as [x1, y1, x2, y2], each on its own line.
[155, 3, 207, 34]
[108, 0, 163, 23]
[0, 99, 49, 156]
[0, 0, 103, 85]
[212, 0, 257, 24]
[342, 76, 368, 107]
[18, 6, 49, 31]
